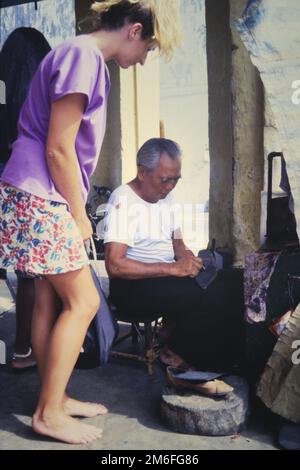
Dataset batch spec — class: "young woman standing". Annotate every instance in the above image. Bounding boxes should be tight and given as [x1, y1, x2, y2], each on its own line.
[0, 0, 181, 444]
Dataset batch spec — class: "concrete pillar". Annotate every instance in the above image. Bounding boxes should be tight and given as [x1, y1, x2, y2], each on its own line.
[206, 0, 233, 250]
[206, 0, 264, 265]
[230, 0, 264, 265]
[91, 61, 122, 190]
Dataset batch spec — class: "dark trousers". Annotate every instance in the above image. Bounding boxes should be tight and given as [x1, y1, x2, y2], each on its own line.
[110, 270, 245, 370]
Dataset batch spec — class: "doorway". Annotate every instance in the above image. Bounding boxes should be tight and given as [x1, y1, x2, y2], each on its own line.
[160, 0, 209, 251]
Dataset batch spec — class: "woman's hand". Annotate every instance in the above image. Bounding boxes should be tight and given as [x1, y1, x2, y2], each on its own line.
[74, 214, 93, 241]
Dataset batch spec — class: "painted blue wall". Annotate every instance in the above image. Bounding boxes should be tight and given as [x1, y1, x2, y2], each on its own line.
[0, 0, 75, 49]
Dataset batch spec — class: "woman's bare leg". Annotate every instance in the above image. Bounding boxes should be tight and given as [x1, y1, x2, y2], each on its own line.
[32, 266, 105, 444]
[32, 277, 107, 418]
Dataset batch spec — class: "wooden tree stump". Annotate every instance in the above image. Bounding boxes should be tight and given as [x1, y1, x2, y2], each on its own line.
[161, 375, 249, 436]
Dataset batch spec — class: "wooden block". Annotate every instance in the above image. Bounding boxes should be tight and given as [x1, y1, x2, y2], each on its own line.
[161, 375, 249, 436]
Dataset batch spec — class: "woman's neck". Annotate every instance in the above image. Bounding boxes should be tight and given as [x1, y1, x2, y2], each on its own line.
[88, 28, 126, 61]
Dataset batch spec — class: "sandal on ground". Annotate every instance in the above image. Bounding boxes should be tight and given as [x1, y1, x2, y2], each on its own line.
[11, 347, 37, 371]
[166, 366, 233, 397]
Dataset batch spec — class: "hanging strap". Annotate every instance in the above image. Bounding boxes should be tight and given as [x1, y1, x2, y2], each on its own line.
[85, 237, 104, 290]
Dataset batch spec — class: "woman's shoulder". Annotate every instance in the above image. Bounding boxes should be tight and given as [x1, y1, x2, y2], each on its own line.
[53, 35, 104, 60]
[42, 35, 105, 80]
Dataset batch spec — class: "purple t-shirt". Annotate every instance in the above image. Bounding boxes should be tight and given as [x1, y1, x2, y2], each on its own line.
[1, 35, 111, 205]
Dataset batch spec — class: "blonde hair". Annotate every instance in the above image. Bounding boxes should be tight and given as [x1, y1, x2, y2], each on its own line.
[89, 0, 182, 59]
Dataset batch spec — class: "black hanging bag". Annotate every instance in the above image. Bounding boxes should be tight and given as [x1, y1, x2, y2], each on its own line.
[265, 152, 298, 249]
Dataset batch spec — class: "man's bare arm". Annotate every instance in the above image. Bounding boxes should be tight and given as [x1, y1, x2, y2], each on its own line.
[172, 228, 195, 260]
[105, 242, 202, 280]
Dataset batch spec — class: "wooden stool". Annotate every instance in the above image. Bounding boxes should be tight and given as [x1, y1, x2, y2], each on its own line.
[111, 316, 160, 375]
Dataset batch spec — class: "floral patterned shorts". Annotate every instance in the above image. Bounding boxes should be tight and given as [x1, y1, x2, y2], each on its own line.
[0, 183, 89, 278]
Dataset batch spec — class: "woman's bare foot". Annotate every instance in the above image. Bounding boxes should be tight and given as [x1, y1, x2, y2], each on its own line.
[32, 411, 102, 445]
[63, 396, 108, 418]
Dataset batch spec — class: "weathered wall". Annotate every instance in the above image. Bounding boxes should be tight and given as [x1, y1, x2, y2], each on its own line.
[206, 0, 233, 249]
[230, 0, 264, 264]
[235, 0, 300, 243]
[0, 0, 75, 48]
[161, 0, 209, 207]
[160, 0, 209, 251]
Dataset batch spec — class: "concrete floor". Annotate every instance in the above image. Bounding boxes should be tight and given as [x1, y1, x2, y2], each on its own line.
[0, 280, 279, 450]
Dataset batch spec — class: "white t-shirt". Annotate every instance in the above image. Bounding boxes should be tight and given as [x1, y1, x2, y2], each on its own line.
[104, 184, 181, 264]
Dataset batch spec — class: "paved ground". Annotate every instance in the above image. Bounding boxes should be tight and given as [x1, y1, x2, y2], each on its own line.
[0, 279, 279, 450]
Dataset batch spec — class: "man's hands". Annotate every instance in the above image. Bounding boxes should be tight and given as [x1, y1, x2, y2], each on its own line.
[105, 242, 203, 280]
[171, 251, 203, 278]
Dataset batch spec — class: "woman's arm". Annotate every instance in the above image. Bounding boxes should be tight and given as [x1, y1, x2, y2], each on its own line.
[46, 93, 92, 240]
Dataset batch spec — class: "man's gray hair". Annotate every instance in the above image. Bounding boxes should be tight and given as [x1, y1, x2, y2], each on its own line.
[137, 138, 182, 171]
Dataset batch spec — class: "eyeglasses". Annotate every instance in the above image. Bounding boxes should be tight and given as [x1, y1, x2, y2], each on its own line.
[160, 176, 181, 185]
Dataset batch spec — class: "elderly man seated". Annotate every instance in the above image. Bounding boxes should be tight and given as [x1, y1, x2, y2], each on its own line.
[104, 138, 244, 378]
